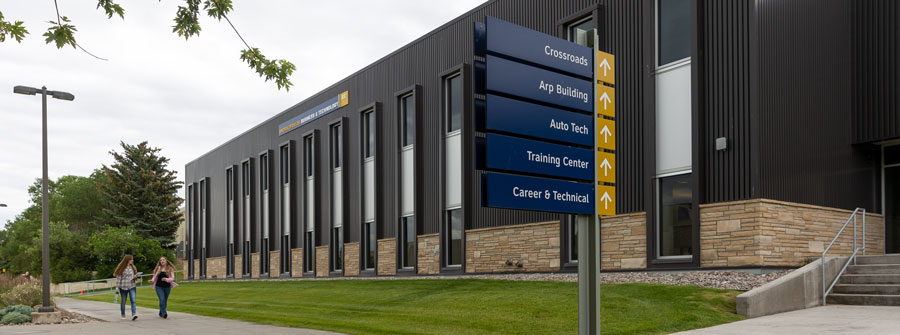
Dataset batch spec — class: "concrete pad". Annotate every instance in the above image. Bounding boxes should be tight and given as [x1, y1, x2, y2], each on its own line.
[30, 311, 61, 324]
[674, 305, 900, 334]
[0, 297, 342, 335]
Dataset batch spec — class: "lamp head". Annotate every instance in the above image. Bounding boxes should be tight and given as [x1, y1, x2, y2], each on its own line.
[13, 86, 38, 96]
[51, 91, 75, 101]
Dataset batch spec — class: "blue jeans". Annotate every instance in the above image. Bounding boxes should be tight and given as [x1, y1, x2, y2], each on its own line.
[119, 287, 136, 316]
[155, 286, 171, 316]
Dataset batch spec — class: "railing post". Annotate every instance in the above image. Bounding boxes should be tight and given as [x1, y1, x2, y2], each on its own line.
[822, 254, 827, 306]
[853, 213, 857, 265]
[862, 209, 866, 255]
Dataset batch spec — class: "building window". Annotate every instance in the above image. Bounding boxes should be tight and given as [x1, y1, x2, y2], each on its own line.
[362, 109, 377, 271]
[241, 160, 252, 276]
[259, 152, 270, 275]
[303, 135, 315, 273]
[658, 173, 693, 257]
[657, 0, 691, 66]
[199, 178, 207, 277]
[401, 93, 415, 147]
[444, 209, 462, 267]
[226, 167, 235, 276]
[401, 216, 415, 269]
[567, 16, 595, 49]
[363, 221, 376, 270]
[280, 143, 292, 275]
[331, 123, 343, 272]
[445, 74, 462, 133]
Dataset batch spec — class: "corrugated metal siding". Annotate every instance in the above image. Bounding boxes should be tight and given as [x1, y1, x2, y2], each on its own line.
[852, 0, 900, 144]
[756, 0, 880, 211]
[700, 0, 753, 203]
[187, 0, 653, 258]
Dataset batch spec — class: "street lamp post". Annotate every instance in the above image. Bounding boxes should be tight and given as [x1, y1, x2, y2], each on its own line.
[13, 85, 74, 313]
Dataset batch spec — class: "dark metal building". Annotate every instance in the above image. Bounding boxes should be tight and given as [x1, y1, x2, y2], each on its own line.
[184, 0, 900, 279]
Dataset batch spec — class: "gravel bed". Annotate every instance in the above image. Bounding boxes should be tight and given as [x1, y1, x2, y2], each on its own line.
[207, 269, 792, 291]
[0, 307, 101, 326]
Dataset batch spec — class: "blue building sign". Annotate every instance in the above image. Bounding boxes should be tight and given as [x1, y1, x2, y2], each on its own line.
[485, 94, 593, 146]
[279, 91, 349, 136]
[485, 16, 593, 78]
[486, 134, 593, 181]
[485, 173, 594, 215]
[486, 55, 593, 112]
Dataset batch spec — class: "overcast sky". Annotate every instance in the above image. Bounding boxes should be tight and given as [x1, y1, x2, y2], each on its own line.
[0, 0, 486, 225]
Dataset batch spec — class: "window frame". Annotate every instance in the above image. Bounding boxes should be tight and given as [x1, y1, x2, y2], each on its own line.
[655, 0, 692, 70]
[301, 131, 317, 276]
[655, 170, 694, 260]
[358, 102, 380, 276]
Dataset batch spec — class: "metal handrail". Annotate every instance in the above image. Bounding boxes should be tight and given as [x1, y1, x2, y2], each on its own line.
[60, 270, 184, 297]
[822, 208, 866, 305]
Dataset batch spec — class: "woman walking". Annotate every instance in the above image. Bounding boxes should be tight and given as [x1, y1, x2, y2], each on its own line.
[150, 256, 178, 319]
[113, 255, 139, 320]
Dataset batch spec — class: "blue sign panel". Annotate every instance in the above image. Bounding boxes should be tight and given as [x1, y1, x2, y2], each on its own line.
[278, 91, 349, 136]
[487, 134, 593, 180]
[486, 17, 593, 78]
[486, 172, 593, 214]
[486, 94, 592, 146]
[486, 55, 592, 112]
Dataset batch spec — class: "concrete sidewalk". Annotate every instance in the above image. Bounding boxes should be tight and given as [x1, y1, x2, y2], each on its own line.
[675, 305, 900, 334]
[0, 297, 341, 335]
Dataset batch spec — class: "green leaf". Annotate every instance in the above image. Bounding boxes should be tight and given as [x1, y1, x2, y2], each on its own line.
[172, 0, 202, 39]
[0, 10, 30, 43]
[240, 48, 295, 91]
[43, 16, 77, 49]
[96, 0, 125, 19]
[203, 0, 233, 21]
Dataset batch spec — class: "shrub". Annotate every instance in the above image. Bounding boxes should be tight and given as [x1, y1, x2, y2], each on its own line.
[1, 281, 48, 307]
[0, 274, 31, 299]
[4, 305, 35, 316]
[1, 311, 30, 325]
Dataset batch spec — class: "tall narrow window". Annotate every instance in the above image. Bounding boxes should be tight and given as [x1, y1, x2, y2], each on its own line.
[331, 123, 344, 272]
[658, 0, 691, 66]
[186, 184, 194, 278]
[226, 167, 235, 277]
[241, 160, 252, 277]
[568, 16, 595, 49]
[304, 135, 315, 273]
[362, 110, 377, 271]
[658, 173, 693, 257]
[280, 143, 292, 275]
[260, 152, 270, 276]
[399, 92, 415, 270]
[199, 178, 208, 278]
[443, 73, 463, 268]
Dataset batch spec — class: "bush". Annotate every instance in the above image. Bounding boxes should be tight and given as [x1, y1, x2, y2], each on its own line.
[1, 311, 30, 325]
[0, 274, 30, 298]
[1, 281, 47, 307]
[4, 305, 35, 316]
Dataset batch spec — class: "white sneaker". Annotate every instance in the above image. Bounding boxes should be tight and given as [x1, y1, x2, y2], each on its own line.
[121, 315, 126, 320]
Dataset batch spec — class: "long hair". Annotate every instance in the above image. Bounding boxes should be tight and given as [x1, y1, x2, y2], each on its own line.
[155, 257, 175, 274]
[113, 255, 134, 277]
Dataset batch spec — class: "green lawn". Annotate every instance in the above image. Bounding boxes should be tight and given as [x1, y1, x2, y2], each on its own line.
[78, 279, 742, 334]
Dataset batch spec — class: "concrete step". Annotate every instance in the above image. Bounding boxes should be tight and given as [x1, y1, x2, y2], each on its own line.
[854, 254, 900, 265]
[838, 274, 900, 285]
[832, 284, 900, 295]
[826, 293, 900, 306]
[846, 264, 900, 274]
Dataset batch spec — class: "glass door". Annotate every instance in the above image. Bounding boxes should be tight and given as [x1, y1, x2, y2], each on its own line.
[884, 144, 900, 253]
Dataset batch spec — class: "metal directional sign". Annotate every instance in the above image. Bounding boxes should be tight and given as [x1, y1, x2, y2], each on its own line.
[486, 172, 594, 215]
[486, 55, 593, 112]
[485, 94, 593, 146]
[486, 133, 594, 180]
[485, 16, 593, 78]
[596, 51, 615, 85]
[596, 184, 616, 216]
[597, 151, 615, 184]
[597, 118, 615, 151]
[596, 84, 615, 118]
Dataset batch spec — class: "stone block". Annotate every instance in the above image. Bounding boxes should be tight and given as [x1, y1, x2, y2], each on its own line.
[377, 238, 396, 276]
[316, 246, 329, 277]
[31, 311, 61, 324]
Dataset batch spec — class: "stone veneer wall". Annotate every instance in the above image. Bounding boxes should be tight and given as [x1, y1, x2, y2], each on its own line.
[291, 248, 303, 277]
[344, 243, 360, 276]
[206, 256, 227, 279]
[417, 234, 440, 275]
[701, 199, 885, 267]
[316, 246, 329, 277]
[250, 253, 260, 278]
[377, 238, 397, 276]
[234, 254, 243, 279]
[192, 259, 200, 279]
[600, 212, 648, 270]
[465, 221, 560, 273]
[268, 251, 280, 277]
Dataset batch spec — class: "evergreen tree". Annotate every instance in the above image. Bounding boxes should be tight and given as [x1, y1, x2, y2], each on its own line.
[97, 141, 183, 248]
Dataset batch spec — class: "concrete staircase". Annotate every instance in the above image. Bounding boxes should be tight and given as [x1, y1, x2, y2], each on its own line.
[828, 254, 900, 306]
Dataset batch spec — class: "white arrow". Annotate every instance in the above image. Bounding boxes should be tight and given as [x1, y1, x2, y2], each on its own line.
[599, 58, 611, 77]
[600, 125, 612, 144]
[600, 192, 612, 210]
[600, 158, 612, 176]
[599, 91, 611, 110]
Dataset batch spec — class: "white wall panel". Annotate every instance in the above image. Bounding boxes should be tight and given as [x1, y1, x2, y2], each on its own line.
[656, 63, 693, 174]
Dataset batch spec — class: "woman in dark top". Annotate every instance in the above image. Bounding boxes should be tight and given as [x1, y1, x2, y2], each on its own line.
[150, 256, 178, 319]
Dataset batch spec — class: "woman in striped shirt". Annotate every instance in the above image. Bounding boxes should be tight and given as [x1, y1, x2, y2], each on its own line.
[114, 255, 139, 320]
